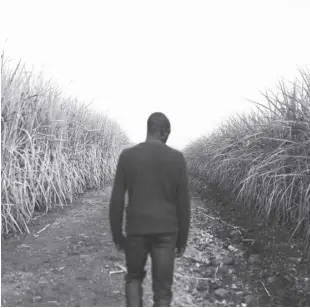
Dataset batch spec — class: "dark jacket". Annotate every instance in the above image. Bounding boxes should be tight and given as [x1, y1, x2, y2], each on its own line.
[109, 141, 190, 249]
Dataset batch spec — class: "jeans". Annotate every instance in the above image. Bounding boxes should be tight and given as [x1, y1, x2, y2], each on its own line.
[124, 233, 177, 307]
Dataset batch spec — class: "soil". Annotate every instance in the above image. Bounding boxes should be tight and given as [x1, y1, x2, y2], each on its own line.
[191, 179, 310, 306]
[1, 184, 310, 307]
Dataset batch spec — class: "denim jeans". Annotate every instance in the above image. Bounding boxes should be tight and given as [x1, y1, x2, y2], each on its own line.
[124, 233, 177, 307]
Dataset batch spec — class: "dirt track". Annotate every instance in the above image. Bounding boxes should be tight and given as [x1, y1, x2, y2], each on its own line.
[1, 187, 196, 307]
[1, 185, 310, 307]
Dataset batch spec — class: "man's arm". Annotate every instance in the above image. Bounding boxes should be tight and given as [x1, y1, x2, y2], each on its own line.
[176, 153, 191, 251]
[109, 151, 127, 249]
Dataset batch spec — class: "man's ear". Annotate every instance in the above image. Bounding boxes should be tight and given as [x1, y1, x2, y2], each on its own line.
[161, 127, 170, 136]
[162, 131, 170, 143]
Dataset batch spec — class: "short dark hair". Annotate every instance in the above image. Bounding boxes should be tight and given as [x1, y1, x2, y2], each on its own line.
[147, 112, 171, 134]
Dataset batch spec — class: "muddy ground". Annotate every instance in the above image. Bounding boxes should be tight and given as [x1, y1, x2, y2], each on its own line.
[1, 184, 310, 307]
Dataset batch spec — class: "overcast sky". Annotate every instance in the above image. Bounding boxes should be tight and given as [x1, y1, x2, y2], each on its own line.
[2, 0, 310, 149]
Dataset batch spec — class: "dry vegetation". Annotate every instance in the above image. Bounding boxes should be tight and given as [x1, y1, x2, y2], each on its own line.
[1, 54, 129, 235]
[185, 69, 310, 250]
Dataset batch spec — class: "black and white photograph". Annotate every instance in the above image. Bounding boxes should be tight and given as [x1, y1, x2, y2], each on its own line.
[1, 0, 310, 306]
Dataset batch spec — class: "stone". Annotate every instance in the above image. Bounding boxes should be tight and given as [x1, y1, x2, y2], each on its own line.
[244, 295, 255, 305]
[203, 268, 213, 277]
[288, 257, 301, 263]
[267, 276, 276, 284]
[222, 256, 235, 265]
[210, 281, 221, 291]
[47, 301, 59, 306]
[217, 266, 229, 276]
[222, 243, 229, 249]
[246, 227, 256, 233]
[231, 237, 242, 244]
[230, 230, 241, 237]
[214, 288, 229, 298]
[234, 244, 244, 250]
[250, 241, 264, 254]
[211, 259, 221, 266]
[248, 254, 261, 264]
[201, 257, 211, 265]
[184, 246, 202, 260]
[33, 296, 42, 302]
[196, 279, 210, 291]
[230, 230, 242, 244]
[279, 242, 290, 249]
[187, 280, 196, 292]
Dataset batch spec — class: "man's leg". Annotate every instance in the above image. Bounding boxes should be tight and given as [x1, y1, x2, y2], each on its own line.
[150, 233, 177, 307]
[125, 234, 149, 307]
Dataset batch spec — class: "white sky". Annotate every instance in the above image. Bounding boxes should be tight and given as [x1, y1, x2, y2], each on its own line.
[1, 0, 310, 149]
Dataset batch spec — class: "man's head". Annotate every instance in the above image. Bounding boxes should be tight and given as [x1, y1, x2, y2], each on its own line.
[147, 112, 171, 143]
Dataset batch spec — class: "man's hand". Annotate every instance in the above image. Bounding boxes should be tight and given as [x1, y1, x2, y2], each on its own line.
[175, 247, 185, 258]
[114, 234, 126, 252]
[115, 243, 125, 252]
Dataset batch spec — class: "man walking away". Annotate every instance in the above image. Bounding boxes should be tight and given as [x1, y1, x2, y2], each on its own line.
[109, 112, 191, 307]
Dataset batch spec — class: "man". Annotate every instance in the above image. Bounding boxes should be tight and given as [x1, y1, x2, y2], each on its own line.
[109, 112, 190, 307]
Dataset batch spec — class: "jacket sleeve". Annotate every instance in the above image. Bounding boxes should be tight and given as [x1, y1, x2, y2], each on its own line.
[109, 151, 127, 246]
[176, 153, 191, 249]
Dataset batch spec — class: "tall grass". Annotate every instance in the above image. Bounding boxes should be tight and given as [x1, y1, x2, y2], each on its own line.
[1, 54, 129, 235]
[185, 69, 310, 248]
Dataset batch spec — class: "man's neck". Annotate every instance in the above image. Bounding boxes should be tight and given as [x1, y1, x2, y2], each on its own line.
[145, 135, 163, 144]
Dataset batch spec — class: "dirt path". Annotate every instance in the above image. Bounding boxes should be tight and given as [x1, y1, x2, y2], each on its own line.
[2, 185, 310, 307]
[1, 187, 195, 307]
